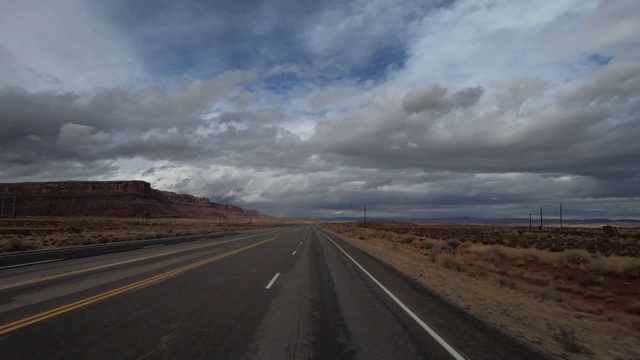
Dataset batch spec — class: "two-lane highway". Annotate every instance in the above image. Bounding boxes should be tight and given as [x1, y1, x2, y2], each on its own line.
[0, 226, 549, 359]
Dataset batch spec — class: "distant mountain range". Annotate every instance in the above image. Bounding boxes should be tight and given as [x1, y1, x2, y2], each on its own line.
[323, 216, 640, 226]
[0, 180, 266, 220]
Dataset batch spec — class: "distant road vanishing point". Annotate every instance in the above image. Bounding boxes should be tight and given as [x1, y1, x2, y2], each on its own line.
[0, 226, 549, 359]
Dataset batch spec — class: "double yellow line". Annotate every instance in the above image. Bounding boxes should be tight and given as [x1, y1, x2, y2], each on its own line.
[0, 231, 279, 291]
[0, 237, 276, 335]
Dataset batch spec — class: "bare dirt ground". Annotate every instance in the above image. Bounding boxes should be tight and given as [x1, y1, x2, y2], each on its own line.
[319, 221, 640, 360]
[0, 217, 293, 253]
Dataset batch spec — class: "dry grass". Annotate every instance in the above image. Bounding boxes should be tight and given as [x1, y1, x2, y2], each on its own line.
[461, 244, 640, 280]
[0, 217, 289, 253]
[321, 221, 640, 360]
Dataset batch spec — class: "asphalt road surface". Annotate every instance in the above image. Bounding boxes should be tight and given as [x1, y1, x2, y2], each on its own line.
[0, 232, 239, 269]
[0, 226, 550, 359]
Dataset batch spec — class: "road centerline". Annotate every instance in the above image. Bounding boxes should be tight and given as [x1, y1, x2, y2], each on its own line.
[0, 231, 282, 291]
[0, 237, 277, 336]
[265, 273, 280, 289]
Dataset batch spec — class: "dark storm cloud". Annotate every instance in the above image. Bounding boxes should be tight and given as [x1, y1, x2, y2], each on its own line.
[0, 160, 119, 183]
[142, 164, 176, 177]
[0, 64, 317, 188]
[0, 87, 98, 144]
[2, 55, 638, 218]
[0, 69, 263, 161]
[109, 122, 308, 170]
[99, 0, 449, 80]
[310, 61, 640, 203]
[221, 167, 608, 219]
[57, 123, 112, 147]
[402, 84, 484, 114]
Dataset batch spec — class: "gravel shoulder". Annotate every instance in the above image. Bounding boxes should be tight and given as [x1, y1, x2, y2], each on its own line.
[319, 223, 640, 360]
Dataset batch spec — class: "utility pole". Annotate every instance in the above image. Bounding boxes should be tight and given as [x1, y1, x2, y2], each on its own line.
[364, 204, 367, 227]
[12, 194, 16, 218]
[560, 203, 563, 229]
[529, 212, 532, 230]
[1, 193, 5, 217]
[539, 207, 543, 230]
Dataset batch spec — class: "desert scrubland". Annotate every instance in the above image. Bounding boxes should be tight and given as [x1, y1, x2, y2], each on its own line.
[319, 221, 640, 360]
[0, 217, 289, 253]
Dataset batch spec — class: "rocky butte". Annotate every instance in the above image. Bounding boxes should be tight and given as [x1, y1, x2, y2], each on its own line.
[0, 180, 263, 219]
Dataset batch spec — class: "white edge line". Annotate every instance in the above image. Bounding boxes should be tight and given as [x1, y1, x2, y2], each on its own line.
[143, 244, 165, 249]
[320, 233, 466, 360]
[0, 258, 64, 270]
[265, 273, 280, 289]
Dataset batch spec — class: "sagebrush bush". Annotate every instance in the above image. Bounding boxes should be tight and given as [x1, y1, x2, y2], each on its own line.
[431, 243, 453, 253]
[96, 236, 110, 244]
[557, 328, 583, 353]
[578, 274, 604, 288]
[3, 238, 42, 252]
[446, 239, 460, 249]
[623, 263, 640, 278]
[558, 249, 592, 266]
[589, 257, 640, 278]
[400, 235, 416, 244]
[467, 267, 488, 279]
[443, 258, 463, 272]
[483, 245, 504, 264]
[498, 278, 517, 289]
[626, 300, 640, 315]
[81, 238, 97, 245]
[429, 249, 440, 263]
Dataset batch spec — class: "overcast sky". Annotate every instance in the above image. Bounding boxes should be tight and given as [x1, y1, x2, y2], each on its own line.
[1, 0, 639, 219]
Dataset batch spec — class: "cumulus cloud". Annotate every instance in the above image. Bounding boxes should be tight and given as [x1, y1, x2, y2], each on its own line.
[401, 84, 483, 114]
[0, 0, 143, 91]
[309, 59, 640, 202]
[0, 0, 639, 219]
[57, 123, 112, 147]
[264, 64, 301, 78]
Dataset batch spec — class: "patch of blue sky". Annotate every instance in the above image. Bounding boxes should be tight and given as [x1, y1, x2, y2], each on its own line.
[586, 53, 614, 66]
[292, 110, 323, 117]
[567, 52, 615, 75]
[98, 0, 421, 86]
[258, 72, 299, 97]
[349, 44, 408, 83]
[140, 42, 204, 78]
[325, 106, 350, 115]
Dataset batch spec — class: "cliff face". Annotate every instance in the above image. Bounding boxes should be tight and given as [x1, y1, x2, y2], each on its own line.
[0, 181, 260, 219]
[1, 180, 154, 196]
[160, 191, 210, 207]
